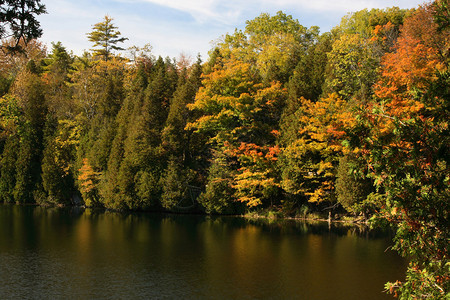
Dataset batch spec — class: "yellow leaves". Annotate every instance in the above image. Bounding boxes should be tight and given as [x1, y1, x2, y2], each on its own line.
[185, 115, 214, 132]
[306, 188, 329, 203]
[199, 59, 255, 97]
[0, 95, 21, 137]
[55, 119, 81, 148]
[216, 12, 306, 81]
[255, 32, 297, 78]
[318, 161, 333, 175]
[237, 196, 262, 207]
[188, 56, 287, 147]
[281, 93, 354, 203]
[233, 169, 279, 207]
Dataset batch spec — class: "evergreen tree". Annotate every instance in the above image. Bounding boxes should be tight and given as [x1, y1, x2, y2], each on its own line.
[0, 135, 18, 202]
[10, 70, 46, 203]
[287, 32, 332, 103]
[160, 156, 187, 210]
[100, 66, 148, 209]
[197, 150, 235, 214]
[41, 118, 80, 205]
[43, 42, 75, 118]
[162, 57, 202, 159]
[86, 15, 128, 61]
[335, 154, 373, 214]
[0, 0, 47, 53]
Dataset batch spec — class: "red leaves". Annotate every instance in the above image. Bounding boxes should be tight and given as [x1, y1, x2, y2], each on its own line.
[226, 142, 280, 163]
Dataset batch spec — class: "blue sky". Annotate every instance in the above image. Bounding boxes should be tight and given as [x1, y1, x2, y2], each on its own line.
[39, 0, 426, 61]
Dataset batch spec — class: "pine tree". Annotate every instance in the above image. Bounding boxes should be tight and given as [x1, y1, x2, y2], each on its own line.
[0, 135, 18, 203]
[100, 67, 148, 209]
[197, 150, 234, 214]
[160, 156, 187, 210]
[10, 70, 47, 203]
[41, 118, 80, 205]
[335, 154, 373, 214]
[0, 0, 47, 53]
[86, 15, 128, 61]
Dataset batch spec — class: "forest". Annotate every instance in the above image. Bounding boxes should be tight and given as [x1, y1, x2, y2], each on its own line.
[0, 0, 448, 298]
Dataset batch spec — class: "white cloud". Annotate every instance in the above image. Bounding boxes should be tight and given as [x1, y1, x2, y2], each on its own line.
[120, 0, 243, 24]
[268, 0, 424, 12]
[135, 0, 425, 24]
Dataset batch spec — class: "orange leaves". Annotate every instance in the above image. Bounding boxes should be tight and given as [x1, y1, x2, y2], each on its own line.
[78, 159, 98, 193]
[375, 5, 447, 104]
[368, 5, 449, 145]
[280, 93, 354, 203]
[228, 142, 280, 163]
[223, 142, 281, 208]
[376, 42, 440, 99]
[189, 54, 286, 209]
[386, 99, 425, 118]
[370, 21, 397, 51]
[298, 93, 354, 146]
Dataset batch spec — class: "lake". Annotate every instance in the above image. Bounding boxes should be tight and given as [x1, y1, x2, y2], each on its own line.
[0, 205, 406, 299]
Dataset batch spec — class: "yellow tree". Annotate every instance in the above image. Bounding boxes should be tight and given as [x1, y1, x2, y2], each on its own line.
[77, 158, 101, 207]
[187, 57, 287, 210]
[280, 93, 354, 203]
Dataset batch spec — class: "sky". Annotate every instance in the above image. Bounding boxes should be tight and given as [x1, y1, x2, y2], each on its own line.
[38, 0, 427, 61]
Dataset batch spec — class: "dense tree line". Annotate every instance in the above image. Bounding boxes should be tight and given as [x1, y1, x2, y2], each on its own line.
[0, 0, 448, 298]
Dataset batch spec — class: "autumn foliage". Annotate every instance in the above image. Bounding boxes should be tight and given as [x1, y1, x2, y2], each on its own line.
[0, 4, 448, 298]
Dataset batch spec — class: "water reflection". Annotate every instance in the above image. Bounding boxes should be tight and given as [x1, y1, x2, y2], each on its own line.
[0, 205, 406, 299]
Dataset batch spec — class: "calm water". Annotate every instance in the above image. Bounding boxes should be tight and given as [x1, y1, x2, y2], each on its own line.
[0, 205, 406, 299]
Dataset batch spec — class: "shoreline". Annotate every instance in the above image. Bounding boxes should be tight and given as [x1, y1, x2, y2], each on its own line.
[0, 202, 375, 227]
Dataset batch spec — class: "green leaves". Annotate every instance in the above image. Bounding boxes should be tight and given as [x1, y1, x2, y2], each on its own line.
[86, 16, 128, 61]
[218, 11, 318, 83]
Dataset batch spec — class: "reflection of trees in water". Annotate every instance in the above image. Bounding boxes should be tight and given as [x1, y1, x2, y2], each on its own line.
[243, 216, 396, 239]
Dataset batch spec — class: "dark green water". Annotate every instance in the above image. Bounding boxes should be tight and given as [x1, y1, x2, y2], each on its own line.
[0, 205, 406, 299]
